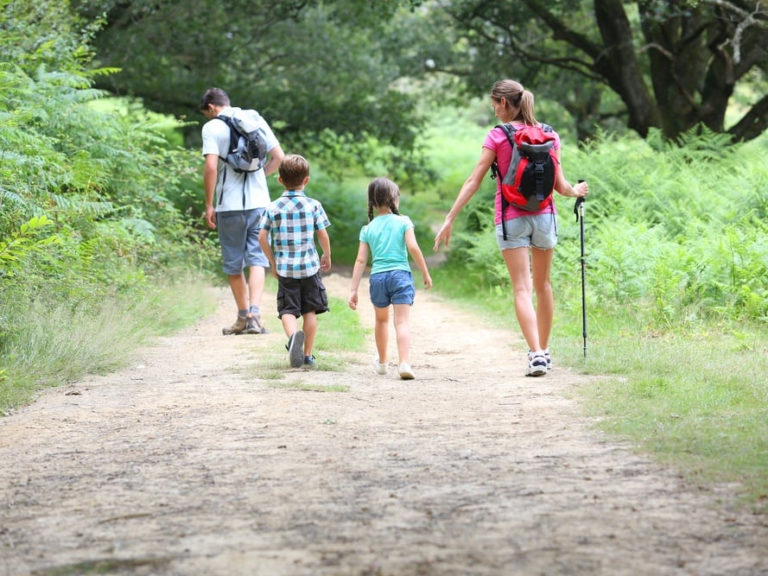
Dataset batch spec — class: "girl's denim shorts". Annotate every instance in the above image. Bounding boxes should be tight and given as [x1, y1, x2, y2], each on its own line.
[369, 269, 415, 308]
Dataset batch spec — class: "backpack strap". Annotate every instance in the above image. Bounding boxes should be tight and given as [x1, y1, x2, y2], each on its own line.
[491, 124, 518, 242]
[215, 115, 241, 157]
[490, 123, 516, 181]
[214, 115, 248, 209]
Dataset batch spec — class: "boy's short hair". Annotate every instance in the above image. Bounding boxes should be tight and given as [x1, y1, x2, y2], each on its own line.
[279, 155, 310, 190]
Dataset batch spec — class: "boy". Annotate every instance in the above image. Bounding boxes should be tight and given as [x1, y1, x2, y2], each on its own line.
[258, 155, 332, 368]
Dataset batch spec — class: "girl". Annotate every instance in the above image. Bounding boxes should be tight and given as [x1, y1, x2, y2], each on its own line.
[348, 178, 433, 380]
[433, 79, 588, 377]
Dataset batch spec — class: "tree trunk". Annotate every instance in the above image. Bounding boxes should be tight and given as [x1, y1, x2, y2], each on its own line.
[593, 0, 660, 136]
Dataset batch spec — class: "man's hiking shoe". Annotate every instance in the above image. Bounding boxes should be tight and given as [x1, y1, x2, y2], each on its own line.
[222, 316, 248, 335]
[286, 331, 305, 368]
[398, 363, 415, 380]
[246, 315, 267, 334]
[526, 351, 548, 377]
[373, 359, 387, 375]
[304, 355, 316, 368]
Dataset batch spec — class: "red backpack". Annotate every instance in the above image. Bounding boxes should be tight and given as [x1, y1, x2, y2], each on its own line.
[493, 123, 560, 212]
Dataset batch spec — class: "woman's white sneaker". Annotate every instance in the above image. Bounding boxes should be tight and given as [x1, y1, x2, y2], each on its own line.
[398, 363, 415, 380]
[526, 351, 548, 377]
[373, 358, 387, 375]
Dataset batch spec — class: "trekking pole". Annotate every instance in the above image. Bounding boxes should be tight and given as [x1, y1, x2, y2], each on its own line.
[573, 182, 587, 358]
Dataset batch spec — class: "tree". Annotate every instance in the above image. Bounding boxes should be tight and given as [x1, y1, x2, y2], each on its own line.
[71, 0, 427, 176]
[425, 0, 768, 142]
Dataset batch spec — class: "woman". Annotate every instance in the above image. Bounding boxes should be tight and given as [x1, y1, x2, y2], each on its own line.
[433, 79, 588, 376]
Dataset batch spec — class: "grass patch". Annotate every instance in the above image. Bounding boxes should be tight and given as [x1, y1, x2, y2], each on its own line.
[431, 262, 768, 511]
[233, 292, 365, 382]
[578, 320, 768, 509]
[266, 381, 350, 393]
[315, 295, 368, 354]
[0, 271, 216, 414]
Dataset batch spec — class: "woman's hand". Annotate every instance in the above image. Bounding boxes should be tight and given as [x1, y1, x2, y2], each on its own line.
[433, 219, 453, 251]
[574, 180, 589, 198]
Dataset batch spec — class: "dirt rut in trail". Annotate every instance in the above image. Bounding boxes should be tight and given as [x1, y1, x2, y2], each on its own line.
[1, 272, 767, 576]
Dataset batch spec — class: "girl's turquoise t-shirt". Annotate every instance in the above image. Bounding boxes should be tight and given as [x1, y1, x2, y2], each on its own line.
[359, 213, 414, 275]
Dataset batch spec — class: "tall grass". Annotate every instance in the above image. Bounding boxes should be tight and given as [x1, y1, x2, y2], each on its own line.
[422, 106, 768, 510]
[0, 272, 216, 413]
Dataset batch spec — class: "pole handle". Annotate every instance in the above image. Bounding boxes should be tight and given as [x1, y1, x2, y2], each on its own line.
[573, 180, 585, 220]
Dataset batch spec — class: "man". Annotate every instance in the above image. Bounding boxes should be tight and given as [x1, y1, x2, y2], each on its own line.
[200, 87, 285, 335]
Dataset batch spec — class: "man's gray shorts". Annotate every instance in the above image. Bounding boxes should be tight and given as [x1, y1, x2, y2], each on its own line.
[217, 208, 269, 275]
[496, 213, 558, 250]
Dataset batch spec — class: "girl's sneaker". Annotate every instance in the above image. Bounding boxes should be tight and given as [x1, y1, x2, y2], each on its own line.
[373, 358, 387, 375]
[526, 351, 548, 377]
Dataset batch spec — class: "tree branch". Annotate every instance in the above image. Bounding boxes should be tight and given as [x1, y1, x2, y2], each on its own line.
[706, 0, 768, 63]
[728, 91, 768, 141]
[519, 0, 603, 58]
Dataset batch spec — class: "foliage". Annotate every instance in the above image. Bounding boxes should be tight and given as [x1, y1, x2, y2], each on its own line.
[72, 0, 432, 182]
[1, 0, 218, 409]
[429, 261, 768, 510]
[304, 167, 436, 266]
[443, 116, 768, 326]
[0, 274, 216, 414]
[414, 0, 768, 143]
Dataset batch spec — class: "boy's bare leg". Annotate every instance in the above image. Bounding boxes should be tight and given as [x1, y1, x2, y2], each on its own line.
[302, 311, 317, 356]
[374, 306, 390, 363]
[281, 313, 298, 338]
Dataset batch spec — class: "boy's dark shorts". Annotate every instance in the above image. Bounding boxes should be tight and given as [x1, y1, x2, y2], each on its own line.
[276, 273, 329, 318]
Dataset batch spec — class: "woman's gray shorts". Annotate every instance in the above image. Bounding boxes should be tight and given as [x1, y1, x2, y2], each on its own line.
[496, 213, 558, 250]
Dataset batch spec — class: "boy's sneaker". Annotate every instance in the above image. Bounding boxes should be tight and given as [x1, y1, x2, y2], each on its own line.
[526, 351, 548, 377]
[286, 331, 305, 368]
[373, 359, 387, 375]
[245, 315, 267, 334]
[222, 316, 247, 335]
[304, 355, 316, 368]
[398, 363, 415, 380]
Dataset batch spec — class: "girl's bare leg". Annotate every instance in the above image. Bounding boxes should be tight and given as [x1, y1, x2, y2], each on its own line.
[374, 305, 390, 363]
[392, 303, 412, 365]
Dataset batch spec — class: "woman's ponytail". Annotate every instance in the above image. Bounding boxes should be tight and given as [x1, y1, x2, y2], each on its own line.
[518, 90, 537, 125]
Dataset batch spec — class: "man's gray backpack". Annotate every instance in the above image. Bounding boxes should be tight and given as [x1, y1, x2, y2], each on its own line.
[216, 108, 268, 173]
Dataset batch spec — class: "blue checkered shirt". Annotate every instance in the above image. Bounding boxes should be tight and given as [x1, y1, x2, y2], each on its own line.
[261, 190, 331, 278]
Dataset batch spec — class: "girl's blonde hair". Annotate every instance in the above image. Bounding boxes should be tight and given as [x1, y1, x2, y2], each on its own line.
[490, 79, 537, 125]
[367, 177, 400, 222]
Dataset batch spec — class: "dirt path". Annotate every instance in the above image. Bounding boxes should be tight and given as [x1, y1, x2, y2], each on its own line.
[1, 272, 766, 576]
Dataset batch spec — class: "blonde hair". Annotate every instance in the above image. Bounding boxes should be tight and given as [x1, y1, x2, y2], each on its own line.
[490, 79, 537, 125]
[279, 154, 310, 189]
[367, 177, 400, 222]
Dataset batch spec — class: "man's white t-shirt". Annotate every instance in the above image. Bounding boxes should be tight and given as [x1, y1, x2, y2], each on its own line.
[201, 106, 279, 212]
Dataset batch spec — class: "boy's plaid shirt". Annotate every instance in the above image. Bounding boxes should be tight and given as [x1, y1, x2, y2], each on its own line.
[261, 190, 331, 278]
